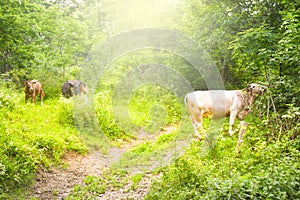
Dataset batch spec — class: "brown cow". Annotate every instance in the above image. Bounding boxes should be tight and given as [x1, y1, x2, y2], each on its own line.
[24, 80, 45, 105]
[184, 83, 267, 144]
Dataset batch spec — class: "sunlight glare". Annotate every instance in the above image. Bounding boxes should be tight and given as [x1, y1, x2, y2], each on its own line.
[109, 0, 183, 30]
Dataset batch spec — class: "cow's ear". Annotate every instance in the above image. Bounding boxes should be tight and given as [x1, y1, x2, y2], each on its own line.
[68, 81, 74, 86]
[246, 84, 252, 92]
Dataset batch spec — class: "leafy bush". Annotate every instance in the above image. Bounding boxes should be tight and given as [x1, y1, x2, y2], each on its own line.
[248, 77, 300, 141]
[268, 76, 300, 110]
[94, 84, 182, 141]
[94, 90, 128, 140]
[0, 86, 18, 110]
[146, 132, 300, 200]
[57, 97, 75, 126]
[128, 85, 182, 133]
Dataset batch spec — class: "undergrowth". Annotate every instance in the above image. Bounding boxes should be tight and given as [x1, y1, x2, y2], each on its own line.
[145, 121, 300, 200]
[94, 84, 182, 141]
[0, 87, 87, 198]
[1, 73, 299, 200]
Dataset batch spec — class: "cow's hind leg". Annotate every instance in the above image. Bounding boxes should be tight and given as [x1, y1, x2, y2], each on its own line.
[191, 120, 202, 140]
[191, 112, 207, 141]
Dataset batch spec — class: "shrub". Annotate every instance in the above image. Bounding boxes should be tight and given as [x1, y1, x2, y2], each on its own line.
[146, 134, 300, 200]
[57, 97, 75, 126]
[94, 85, 182, 141]
[94, 90, 128, 140]
[0, 86, 18, 110]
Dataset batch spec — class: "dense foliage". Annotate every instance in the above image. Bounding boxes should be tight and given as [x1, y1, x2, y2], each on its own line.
[0, 0, 106, 96]
[0, 0, 299, 199]
[146, 123, 300, 199]
[144, 0, 300, 199]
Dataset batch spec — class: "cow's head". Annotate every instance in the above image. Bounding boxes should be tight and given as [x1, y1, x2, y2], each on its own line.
[62, 81, 74, 98]
[24, 81, 34, 92]
[247, 83, 267, 95]
[244, 83, 267, 107]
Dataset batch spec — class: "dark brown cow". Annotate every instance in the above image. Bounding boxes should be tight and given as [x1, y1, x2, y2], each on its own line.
[62, 80, 88, 98]
[24, 80, 45, 105]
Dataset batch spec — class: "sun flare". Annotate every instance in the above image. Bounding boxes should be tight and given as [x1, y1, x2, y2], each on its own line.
[106, 0, 183, 30]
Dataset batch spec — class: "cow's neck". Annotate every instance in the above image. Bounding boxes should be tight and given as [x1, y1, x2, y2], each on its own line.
[246, 92, 258, 108]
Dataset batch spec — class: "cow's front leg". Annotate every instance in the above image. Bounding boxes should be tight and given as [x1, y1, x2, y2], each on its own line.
[32, 92, 36, 104]
[236, 121, 248, 150]
[25, 94, 29, 103]
[229, 110, 238, 136]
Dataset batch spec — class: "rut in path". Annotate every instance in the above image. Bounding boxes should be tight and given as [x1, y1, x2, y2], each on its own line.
[30, 126, 177, 200]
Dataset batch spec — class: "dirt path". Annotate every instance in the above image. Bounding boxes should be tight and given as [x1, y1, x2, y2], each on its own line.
[30, 126, 176, 200]
[31, 152, 105, 199]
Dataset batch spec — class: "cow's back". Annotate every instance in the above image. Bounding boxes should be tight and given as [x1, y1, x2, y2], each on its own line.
[185, 90, 242, 119]
[62, 80, 88, 98]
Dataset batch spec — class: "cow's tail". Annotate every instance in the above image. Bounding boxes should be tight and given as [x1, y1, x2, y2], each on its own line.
[184, 95, 188, 107]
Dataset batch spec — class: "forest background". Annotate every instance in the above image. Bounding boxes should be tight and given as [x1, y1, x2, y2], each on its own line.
[0, 0, 299, 199]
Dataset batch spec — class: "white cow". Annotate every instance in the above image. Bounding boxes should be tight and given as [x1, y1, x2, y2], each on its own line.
[184, 83, 267, 140]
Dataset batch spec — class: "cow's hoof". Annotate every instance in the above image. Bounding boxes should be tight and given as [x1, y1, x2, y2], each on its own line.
[193, 137, 203, 142]
[193, 134, 204, 141]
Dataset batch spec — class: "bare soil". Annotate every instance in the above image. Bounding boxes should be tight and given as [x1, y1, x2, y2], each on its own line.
[30, 152, 106, 200]
[29, 126, 175, 200]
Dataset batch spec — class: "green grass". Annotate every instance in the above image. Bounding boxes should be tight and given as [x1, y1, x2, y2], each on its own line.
[94, 85, 182, 140]
[128, 85, 182, 133]
[110, 129, 178, 172]
[145, 120, 300, 200]
[2, 82, 299, 200]
[63, 101, 300, 200]
[0, 88, 88, 198]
